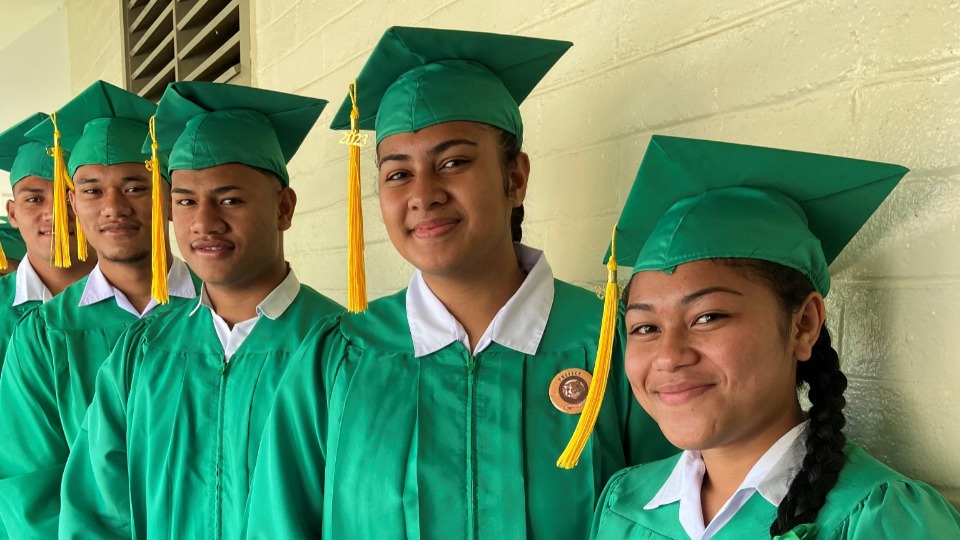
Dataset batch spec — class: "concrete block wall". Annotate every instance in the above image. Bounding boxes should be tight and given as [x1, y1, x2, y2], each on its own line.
[64, 0, 123, 92]
[68, 0, 960, 507]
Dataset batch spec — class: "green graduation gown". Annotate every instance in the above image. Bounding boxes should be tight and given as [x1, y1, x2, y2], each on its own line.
[58, 285, 342, 540]
[0, 275, 198, 540]
[590, 443, 960, 539]
[245, 281, 675, 539]
[0, 272, 38, 365]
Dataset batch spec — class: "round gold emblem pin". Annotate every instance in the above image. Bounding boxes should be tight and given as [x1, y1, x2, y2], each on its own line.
[549, 368, 592, 414]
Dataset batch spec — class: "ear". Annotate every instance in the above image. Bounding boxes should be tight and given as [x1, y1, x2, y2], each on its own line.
[6, 199, 17, 227]
[277, 187, 297, 232]
[507, 152, 531, 207]
[792, 291, 827, 362]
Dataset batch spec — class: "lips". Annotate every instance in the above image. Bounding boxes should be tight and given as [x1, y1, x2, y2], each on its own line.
[411, 217, 460, 239]
[653, 381, 714, 406]
[100, 221, 140, 234]
[191, 238, 235, 258]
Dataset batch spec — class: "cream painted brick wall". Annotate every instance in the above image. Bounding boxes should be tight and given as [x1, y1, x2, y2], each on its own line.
[65, 0, 123, 92]
[252, 0, 960, 507]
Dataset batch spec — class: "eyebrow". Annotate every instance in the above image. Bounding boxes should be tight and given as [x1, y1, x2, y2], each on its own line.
[74, 175, 149, 185]
[377, 138, 478, 169]
[625, 286, 744, 312]
[16, 187, 44, 194]
[171, 185, 244, 195]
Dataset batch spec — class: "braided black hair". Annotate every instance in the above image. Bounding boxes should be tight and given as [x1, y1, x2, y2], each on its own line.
[494, 128, 524, 243]
[719, 259, 848, 535]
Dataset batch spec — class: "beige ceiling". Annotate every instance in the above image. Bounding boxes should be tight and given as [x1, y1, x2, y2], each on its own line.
[0, 0, 65, 51]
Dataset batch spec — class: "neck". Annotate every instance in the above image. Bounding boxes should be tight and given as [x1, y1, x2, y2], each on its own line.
[98, 257, 161, 315]
[27, 252, 98, 296]
[699, 406, 804, 523]
[421, 243, 526, 351]
[205, 260, 289, 328]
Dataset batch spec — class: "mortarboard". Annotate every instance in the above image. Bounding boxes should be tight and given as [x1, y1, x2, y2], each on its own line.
[0, 113, 54, 186]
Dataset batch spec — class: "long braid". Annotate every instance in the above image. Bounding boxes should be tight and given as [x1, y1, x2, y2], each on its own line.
[770, 326, 848, 535]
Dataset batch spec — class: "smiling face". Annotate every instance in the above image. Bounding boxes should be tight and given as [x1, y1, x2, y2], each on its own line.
[376, 121, 529, 280]
[7, 175, 59, 263]
[69, 162, 154, 265]
[623, 259, 813, 454]
[170, 163, 294, 293]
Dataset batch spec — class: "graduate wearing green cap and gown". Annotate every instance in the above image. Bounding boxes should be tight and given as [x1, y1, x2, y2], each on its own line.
[0, 113, 98, 365]
[0, 81, 199, 539]
[588, 136, 960, 539]
[244, 27, 674, 540]
[58, 81, 344, 539]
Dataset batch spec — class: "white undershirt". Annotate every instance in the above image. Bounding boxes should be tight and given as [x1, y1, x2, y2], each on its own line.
[406, 243, 555, 357]
[12, 256, 53, 306]
[189, 269, 300, 362]
[644, 421, 810, 540]
[78, 258, 196, 318]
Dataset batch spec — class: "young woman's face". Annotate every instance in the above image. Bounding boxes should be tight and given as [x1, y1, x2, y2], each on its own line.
[376, 121, 528, 279]
[623, 259, 807, 453]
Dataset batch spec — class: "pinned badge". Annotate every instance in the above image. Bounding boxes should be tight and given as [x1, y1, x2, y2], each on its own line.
[549, 368, 592, 414]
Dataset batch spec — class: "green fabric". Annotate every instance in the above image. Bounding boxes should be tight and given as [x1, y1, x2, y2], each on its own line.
[590, 443, 960, 539]
[0, 273, 39, 366]
[0, 113, 53, 185]
[244, 281, 675, 539]
[58, 285, 343, 539]
[0, 218, 26, 262]
[149, 81, 327, 185]
[24, 80, 155, 177]
[0, 275, 198, 540]
[329, 27, 572, 145]
[612, 136, 909, 295]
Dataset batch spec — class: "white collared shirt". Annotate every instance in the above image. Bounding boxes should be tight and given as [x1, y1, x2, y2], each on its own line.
[406, 243, 555, 357]
[12, 257, 53, 306]
[78, 258, 196, 318]
[189, 269, 301, 362]
[644, 421, 809, 540]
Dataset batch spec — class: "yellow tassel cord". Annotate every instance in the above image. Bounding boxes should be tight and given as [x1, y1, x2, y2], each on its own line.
[0, 243, 7, 271]
[50, 113, 76, 268]
[343, 82, 368, 313]
[557, 227, 619, 469]
[147, 116, 169, 304]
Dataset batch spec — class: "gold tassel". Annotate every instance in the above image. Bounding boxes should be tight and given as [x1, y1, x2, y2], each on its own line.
[0, 243, 7, 271]
[50, 112, 74, 268]
[146, 116, 169, 304]
[557, 226, 619, 469]
[76, 209, 88, 262]
[342, 82, 368, 313]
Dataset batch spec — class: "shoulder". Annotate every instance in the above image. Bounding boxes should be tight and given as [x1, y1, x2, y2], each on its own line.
[538, 279, 605, 352]
[338, 289, 413, 352]
[291, 284, 346, 317]
[816, 443, 960, 536]
[598, 454, 683, 514]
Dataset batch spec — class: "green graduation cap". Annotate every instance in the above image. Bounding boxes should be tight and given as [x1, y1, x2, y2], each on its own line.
[329, 26, 573, 145]
[26, 80, 156, 177]
[610, 135, 910, 296]
[148, 81, 327, 186]
[0, 216, 27, 268]
[0, 113, 54, 186]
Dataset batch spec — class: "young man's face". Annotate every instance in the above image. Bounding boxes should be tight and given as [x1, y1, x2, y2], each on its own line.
[7, 175, 64, 264]
[69, 162, 154, 265]
[170, 163, 295, 291]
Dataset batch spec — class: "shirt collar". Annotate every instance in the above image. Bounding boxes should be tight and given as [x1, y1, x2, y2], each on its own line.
[644, 421, 809, 539]
[406, 243, 555, 357]
[12, 256, 53, 306]
[189, 267, 301, 321]
[79, 258, 197, 318]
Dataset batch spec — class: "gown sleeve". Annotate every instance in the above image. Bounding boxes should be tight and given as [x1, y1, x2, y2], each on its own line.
[589, 467, 633, 540]
[243, 315, 344, 539]
[832, 479, 960, 539]
[57, 322, 146, 540]
[0, 312, 68, 540]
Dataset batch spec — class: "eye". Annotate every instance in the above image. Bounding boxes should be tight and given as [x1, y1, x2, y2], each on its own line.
[81, 188, 102, 196]
[693, 313, 726, 326]
[125, 186, 149, 194]
[220, 198, 243, 206]
[25, 197, 42, 204]
[629, 323, 660, 336]
[382, 169, 410, 183]
[174, 198, 196, 206]
[439, 158, 469, 171]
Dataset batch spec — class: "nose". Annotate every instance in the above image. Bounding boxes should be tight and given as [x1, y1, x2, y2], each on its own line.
[190, 199, 226, 235]
[652, 328, 699, 371]
[101, 188, 134, 219]
[407, 172, 447, 211]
